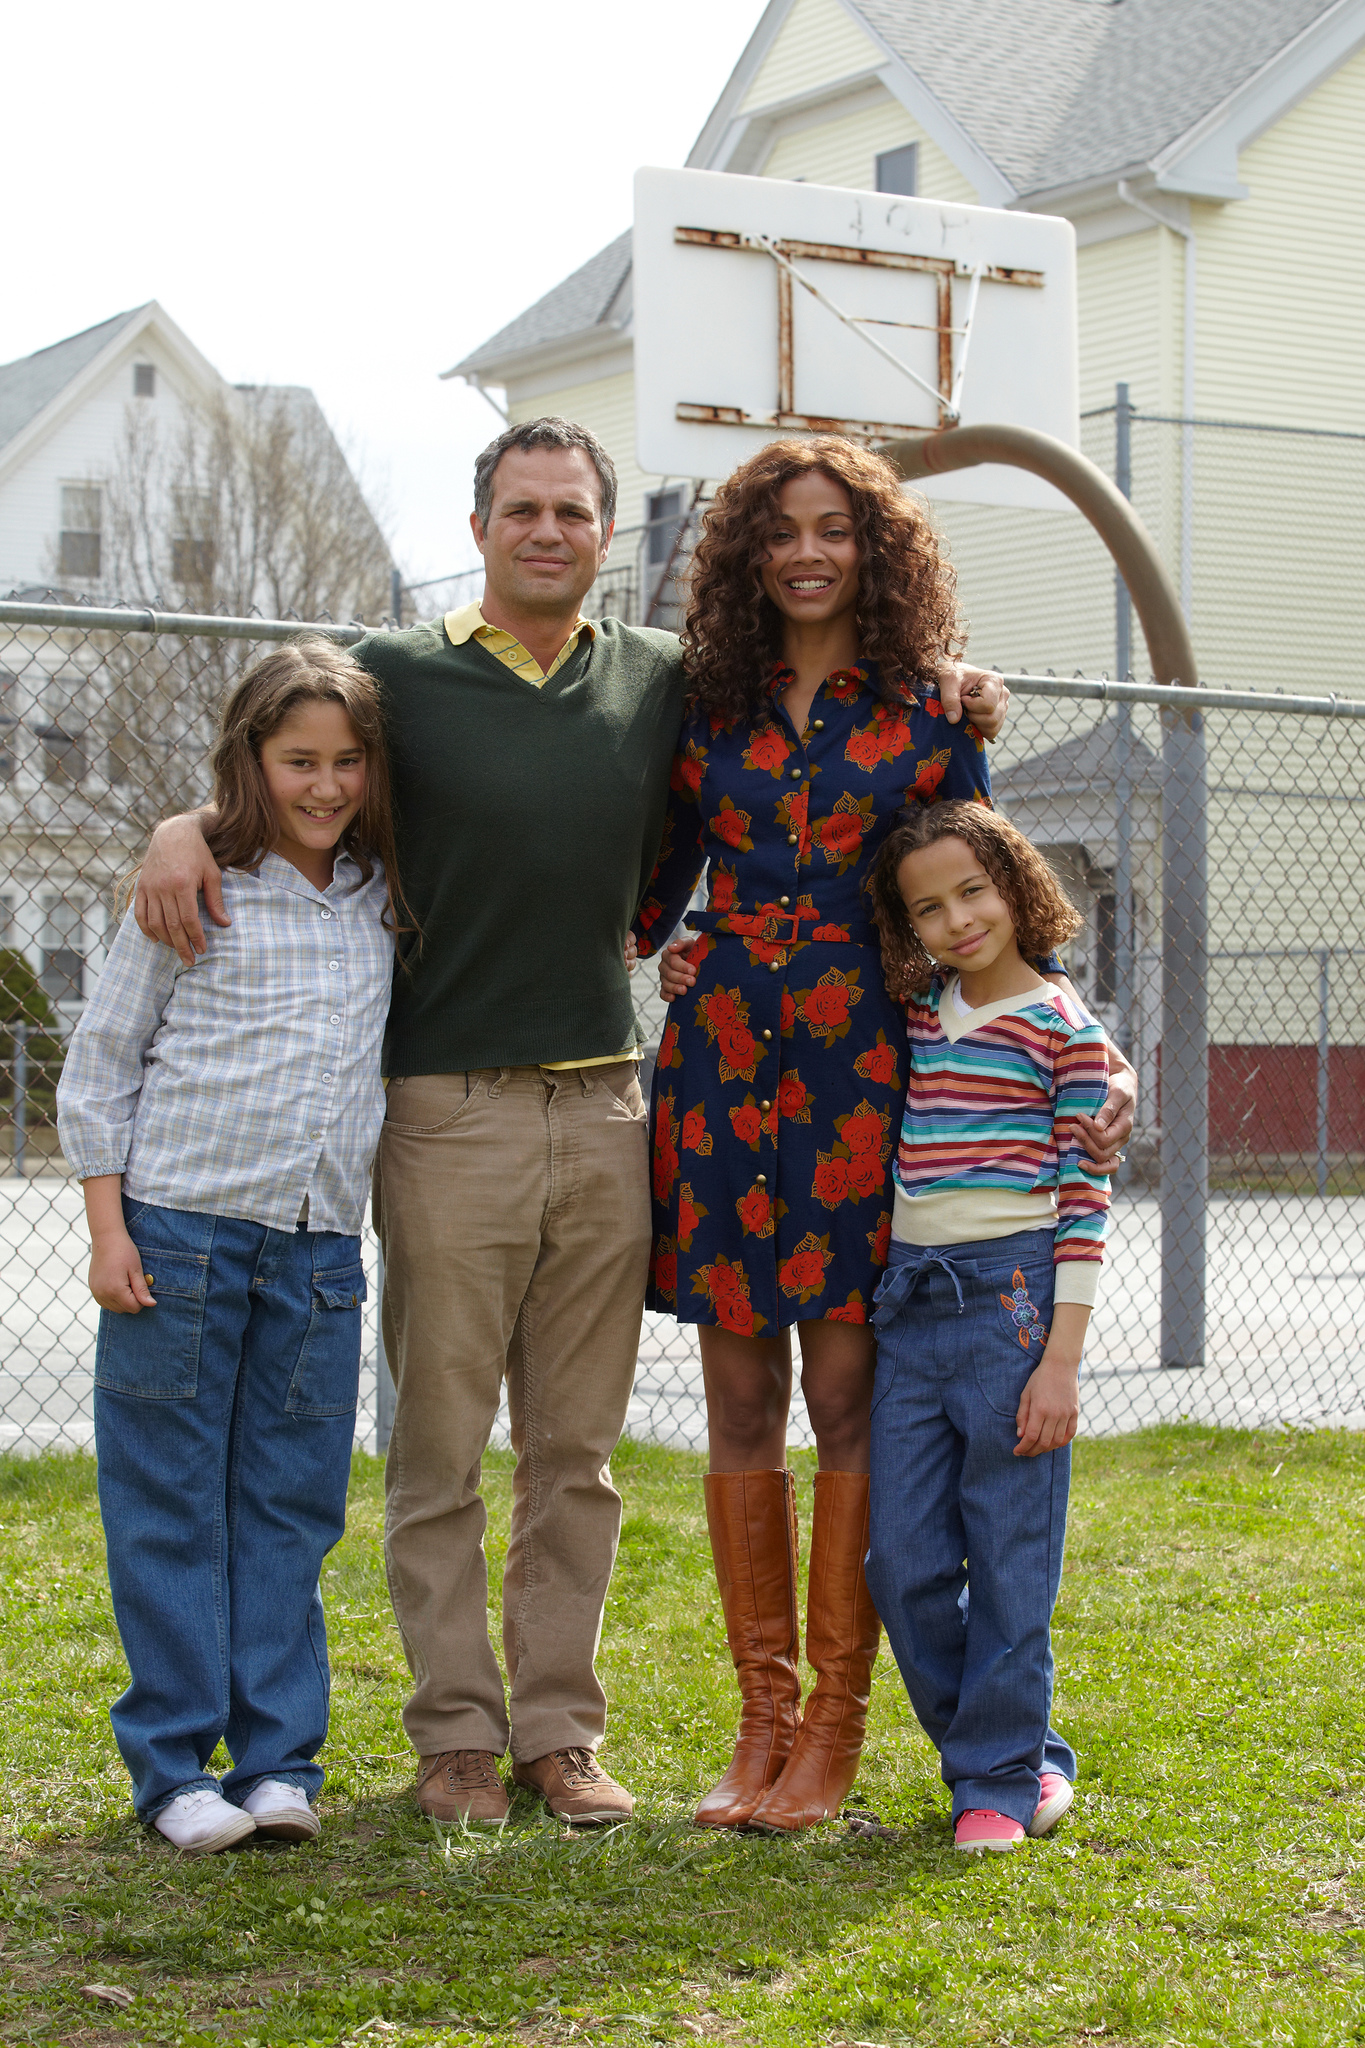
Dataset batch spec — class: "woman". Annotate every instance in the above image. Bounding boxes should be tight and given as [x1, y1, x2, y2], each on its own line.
[632, 437, 1132, 1834]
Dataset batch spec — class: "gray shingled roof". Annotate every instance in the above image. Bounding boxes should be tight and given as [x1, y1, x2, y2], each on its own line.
[0, 307, 147, 453]
[857, 0, 1337, 196]
[451, 232, 632, 377]
[454, 0, 1336, 375]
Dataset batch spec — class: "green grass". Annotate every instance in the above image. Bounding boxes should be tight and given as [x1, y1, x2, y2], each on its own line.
[6, 1430, 1365, 2047]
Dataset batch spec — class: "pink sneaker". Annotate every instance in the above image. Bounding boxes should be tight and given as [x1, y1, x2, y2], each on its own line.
[1027, 1772, 1075, 1838]
[954, 1808, 1025, 1853]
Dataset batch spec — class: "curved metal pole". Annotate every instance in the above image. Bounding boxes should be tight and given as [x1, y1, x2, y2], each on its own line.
[880, 423, 1208, 1373]
[879, 423, 1197, 697]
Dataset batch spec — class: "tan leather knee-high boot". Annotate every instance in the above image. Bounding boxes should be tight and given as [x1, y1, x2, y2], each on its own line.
[747, 1470, 881, 1832]
[694, 1469, 802, 1829]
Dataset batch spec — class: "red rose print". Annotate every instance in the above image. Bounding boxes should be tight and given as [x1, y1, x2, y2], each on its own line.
[839, 1104, 885, 1157]
[907, 745, 952, 804]
[653, 1130, 679, 1204]
[811, 922, 850, 943]
[868, 1211, 892, 1265]
[716, 1293, 755, 1335]
[844, 727, 884, 772]
[681, 1106, 713, 1154]
[688, 933, 714, 969]
[778, 1232, 833, 1302]
[816, 811, 863, 857]
[825, 1291, 867, 1324]
[744, 727, 791, 775]
[677, 1182, 707, 1250]
[717, 1022, 759, 1077]
[727, 913, 766, 937]
[803, 981, 851, 1033]
[637, 899, 661, 931]
[848, 1150, 885, 1198]
[729, 1102, 762, 1148]
[672, 745, 706, 797]
[709, 865, 737, 912]
[778, 1071, 811, 1121]
[658, 1019, 681, 1069]
[812, 1156, 850, 1208]
[854, 1037, 899, 1085]
[737, 1187, 773, 1237]
[796, 969, 863, 1045]
[694, 1254, 765, 1334]
[780, 988, 797, 1035]
[701, 987, 739, 1030]
[824, 668, 865, 700]
[710, 798, 753, 849]
[653, 1250, 678, 1298]
[778, 790, 809, 847]
[924, 692, 943, 717]
[745, 939, 785, 966]
[761, 1098, 778, 1140]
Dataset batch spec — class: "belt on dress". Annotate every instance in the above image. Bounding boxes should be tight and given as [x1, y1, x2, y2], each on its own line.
[685, 908, 868, 947]
[871, 1247, 969, 1325]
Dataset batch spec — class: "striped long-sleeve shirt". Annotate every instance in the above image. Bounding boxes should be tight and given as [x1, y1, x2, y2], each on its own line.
[893, 974, 1111, 1305]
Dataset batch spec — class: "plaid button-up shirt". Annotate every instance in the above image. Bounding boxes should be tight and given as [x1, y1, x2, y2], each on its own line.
[57, 851, 394, 1234]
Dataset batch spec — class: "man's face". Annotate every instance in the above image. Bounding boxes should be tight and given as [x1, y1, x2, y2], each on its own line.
[472, 446, 612, 617]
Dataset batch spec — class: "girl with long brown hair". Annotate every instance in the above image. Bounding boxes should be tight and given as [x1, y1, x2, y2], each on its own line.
[57, 639, 404, 1857]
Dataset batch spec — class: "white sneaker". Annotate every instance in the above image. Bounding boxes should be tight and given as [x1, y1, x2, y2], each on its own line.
[153, 1786, 256, 1856]
[242, 1779, 321, 1842]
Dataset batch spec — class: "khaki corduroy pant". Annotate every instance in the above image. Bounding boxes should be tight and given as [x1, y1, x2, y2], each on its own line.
[374, 1063, 651, 1763]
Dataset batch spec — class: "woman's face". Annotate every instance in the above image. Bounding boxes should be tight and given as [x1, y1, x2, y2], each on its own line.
[758, 470, 861, 628]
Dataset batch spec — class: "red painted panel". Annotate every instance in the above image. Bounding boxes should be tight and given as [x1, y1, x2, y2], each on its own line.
[1207, 1045, 1365, 1152]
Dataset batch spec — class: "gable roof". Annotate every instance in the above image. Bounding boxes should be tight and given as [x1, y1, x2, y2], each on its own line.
[0, 307, 150, 453]
[850, 0, 1346, 199]
[453, 0, 1363, 382]
[448, 231, 632, 380]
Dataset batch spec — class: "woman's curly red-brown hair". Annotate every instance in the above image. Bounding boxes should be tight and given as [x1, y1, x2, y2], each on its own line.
[682, 436, 964, 723]
[868, 801, 1082, 1001]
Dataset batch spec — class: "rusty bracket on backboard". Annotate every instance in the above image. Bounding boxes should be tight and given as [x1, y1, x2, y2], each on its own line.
[673, 225, 1043, 436]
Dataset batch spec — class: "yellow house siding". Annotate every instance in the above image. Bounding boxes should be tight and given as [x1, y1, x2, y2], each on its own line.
[741, 0, 881, 109]
[507, 370, 668, 534]
[1194, 44, 1365, 428]
[761, 92, 978, 201]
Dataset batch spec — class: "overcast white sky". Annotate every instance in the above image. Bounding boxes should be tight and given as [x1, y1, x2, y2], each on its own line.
[4, 0, 758, 584]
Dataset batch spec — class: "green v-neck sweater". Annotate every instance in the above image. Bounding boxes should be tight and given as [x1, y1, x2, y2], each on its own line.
[352, 617, 687, 1075]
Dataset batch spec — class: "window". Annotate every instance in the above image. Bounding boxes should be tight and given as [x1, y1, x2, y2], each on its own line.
[0, 670, 15, 780]
[41, 901, 84, 1005]
[172, 486, 216, 585]
[58, 484, 101, 580]
[875, 143, 918, 197]
[646, 487, 684, 567]
[133, 363, 156, 398]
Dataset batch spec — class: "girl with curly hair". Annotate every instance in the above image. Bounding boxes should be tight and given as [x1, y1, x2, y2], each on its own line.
[864, 803, 1112, 1853]
[632, 436, 1131, 1835]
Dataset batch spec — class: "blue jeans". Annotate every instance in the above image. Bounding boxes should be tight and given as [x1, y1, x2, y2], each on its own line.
[866, 1229, 1075, 1828]
[93, 1199, 364, 1820]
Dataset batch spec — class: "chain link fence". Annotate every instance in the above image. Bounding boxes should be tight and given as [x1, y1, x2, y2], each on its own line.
[1, 598, 1362, 1456]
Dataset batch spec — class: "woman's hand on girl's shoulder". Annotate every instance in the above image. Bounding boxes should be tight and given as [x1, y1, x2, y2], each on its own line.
[940, 663, 1009, 741]
[658, 936, 701, 1002]
[88, 1232, 158, 1314]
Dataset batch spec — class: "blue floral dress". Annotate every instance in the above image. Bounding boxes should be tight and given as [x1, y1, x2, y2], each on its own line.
[632, 662, 991, 1334]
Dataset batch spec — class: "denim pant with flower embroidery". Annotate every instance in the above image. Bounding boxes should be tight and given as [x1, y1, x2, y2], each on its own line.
[866, 1228, 1076, 1827]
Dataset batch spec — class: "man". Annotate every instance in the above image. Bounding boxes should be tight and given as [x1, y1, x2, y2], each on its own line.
[136, 417, 1110, 1826]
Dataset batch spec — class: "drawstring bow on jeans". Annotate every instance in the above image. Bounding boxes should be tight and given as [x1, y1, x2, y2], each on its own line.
[871, 1247, 969, 1327]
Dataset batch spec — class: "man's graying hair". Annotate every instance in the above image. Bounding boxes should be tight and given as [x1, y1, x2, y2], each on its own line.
[473, 417, 618, 533]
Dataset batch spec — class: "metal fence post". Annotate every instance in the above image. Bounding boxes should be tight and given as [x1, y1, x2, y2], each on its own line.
[11, 1022, 28, 1180]
[1317, 950, 1331, 1199]
[375, 1243, 396, 1454]
[1160, 706, 1208, 1368]
[1113, 384, 1136, 1069]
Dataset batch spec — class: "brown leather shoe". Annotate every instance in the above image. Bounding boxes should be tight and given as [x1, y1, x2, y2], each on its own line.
[694, 1469, 802, 1829]
[414, 1750, 509, 1825]
[512, 1748, 634, 1825]
[748, 1470, 881, 1833]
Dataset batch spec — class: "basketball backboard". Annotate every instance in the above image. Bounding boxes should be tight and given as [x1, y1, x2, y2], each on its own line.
[634, 166, 1079, 511]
